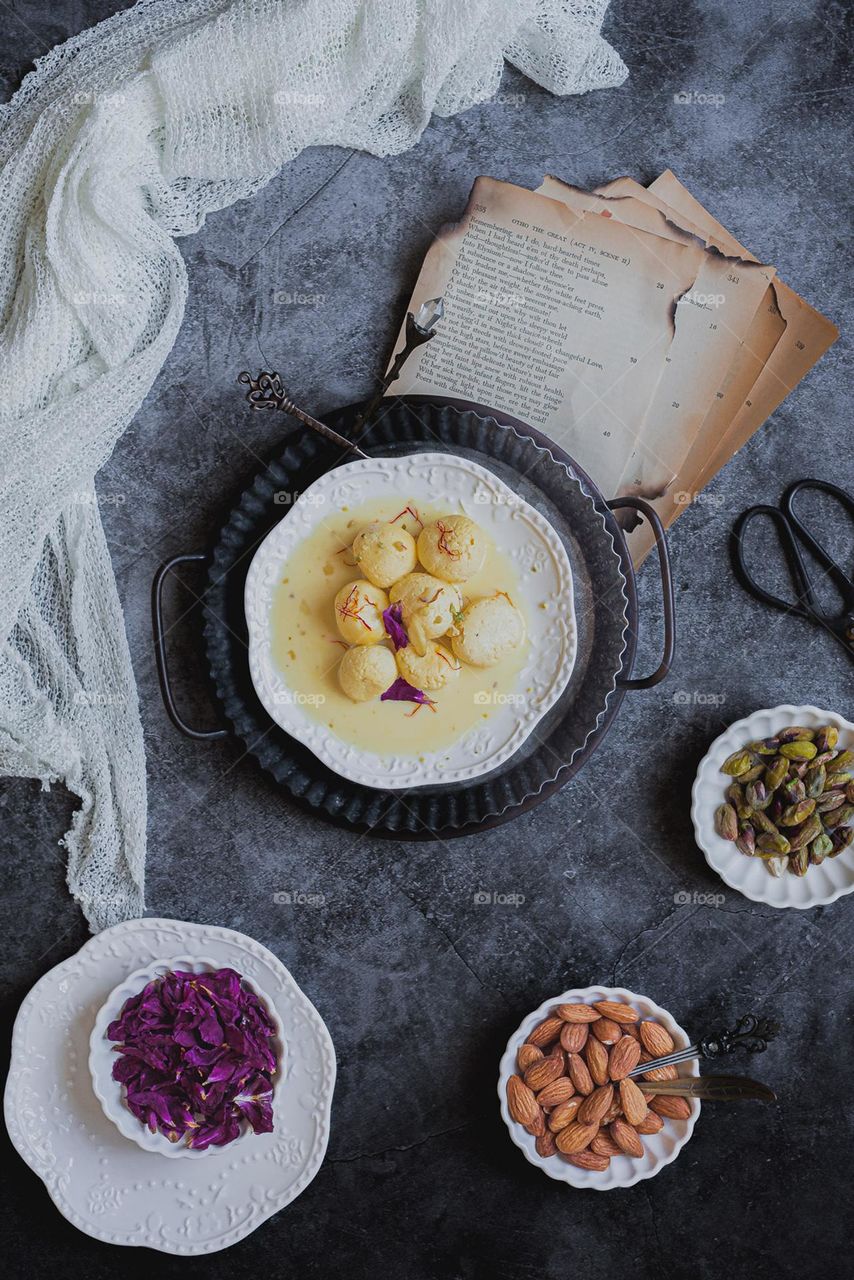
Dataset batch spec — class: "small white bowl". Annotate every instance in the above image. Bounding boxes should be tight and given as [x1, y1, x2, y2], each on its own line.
[89, 956, 285, 1159]
[691, 704, 854, 910]
[497, 986, 699, 1190]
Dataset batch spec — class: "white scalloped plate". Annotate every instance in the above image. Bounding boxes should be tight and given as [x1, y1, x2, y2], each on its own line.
[497, 987, 699, 1190]
[4, 919, 336, 1255]
[244, 452, 576, 789]
[691, 705, 854, 909]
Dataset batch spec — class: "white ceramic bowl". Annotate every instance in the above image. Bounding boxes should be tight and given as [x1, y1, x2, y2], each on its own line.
[498, 986, 699, 1190]
[691, 704, 854, 910]
[89, 955, 285, 1159]
[244, 451, 576, 789]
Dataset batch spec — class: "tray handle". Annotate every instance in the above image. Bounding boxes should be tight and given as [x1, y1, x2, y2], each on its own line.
[608, 497, 675, 690]
[152, 552, 229, 741]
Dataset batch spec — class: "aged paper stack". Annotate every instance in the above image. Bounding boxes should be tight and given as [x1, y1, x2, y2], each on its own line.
[388, 171, 838, 563]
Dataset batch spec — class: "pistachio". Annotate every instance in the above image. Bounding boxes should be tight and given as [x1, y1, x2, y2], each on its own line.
[805, 764, 826, 799]
[764, 757, 788, 791]
[816, 791, 846, 813]
[788, 848, 809, 877]
[780, 798, 816, 827]
[748, 737, 780, 756]
[777, 726, 816, 744]
[721, 749, 753, 777]
[809, 833, 833, 865]
[745, 781, 771, 812]
[823, 804, 854, 830]
[830, 827, 854, 855]
[752, 810, 779, 836]
[719, 723, 852, 880]
[714, 803, 738, 842]
[782, 776, 807, 804]
[814, 725, 839, 753]
[756, 832, 791, 856]
[786, 814, 823, 851]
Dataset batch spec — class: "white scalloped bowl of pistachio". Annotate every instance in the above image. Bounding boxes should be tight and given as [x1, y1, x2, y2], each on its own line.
[692, 705, 854, 910]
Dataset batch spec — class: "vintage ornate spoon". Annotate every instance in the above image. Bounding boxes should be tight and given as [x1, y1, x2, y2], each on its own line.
[636, 1074, 776, 1102]
[237, 296, 445, 453]
[627, 1013, 780, 1080]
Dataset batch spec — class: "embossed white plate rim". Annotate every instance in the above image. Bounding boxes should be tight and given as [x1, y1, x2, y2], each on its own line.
[4, 918, 336, 1255]
[244, 451, 576, 789]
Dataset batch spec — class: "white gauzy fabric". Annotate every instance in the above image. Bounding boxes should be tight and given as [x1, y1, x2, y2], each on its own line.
[0, 0, 626, 931]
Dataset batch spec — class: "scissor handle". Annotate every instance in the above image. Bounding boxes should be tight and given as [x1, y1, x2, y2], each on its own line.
[781, 479, 854, 607]
[731, 505, 816, 619]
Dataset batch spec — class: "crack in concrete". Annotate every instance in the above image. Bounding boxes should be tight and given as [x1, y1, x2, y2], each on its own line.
[392, 882, 509, 1003]
[328, 1119, 470, 1165]
[238, 150, 357, 271]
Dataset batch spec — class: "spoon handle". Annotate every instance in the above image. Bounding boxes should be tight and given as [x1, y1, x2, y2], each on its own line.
[237, 371, 369, 460]
[627, 1013, 780, 1079]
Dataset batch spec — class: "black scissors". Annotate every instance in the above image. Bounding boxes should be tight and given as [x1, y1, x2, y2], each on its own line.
[732, 479, 854, 661]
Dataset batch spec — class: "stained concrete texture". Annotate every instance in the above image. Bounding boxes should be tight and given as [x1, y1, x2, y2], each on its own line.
[1, 2, 852, 1277]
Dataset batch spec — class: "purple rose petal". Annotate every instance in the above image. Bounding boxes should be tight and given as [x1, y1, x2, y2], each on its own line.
[381, 676, 435, 705]
[107, 967, 279, 1149]
[382, 603, 409, 650]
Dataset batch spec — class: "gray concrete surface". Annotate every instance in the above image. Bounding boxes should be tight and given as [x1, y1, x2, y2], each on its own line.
[2, 2, 852, 1276]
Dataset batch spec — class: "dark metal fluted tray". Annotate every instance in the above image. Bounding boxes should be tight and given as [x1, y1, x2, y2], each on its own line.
[152, 398, 675, 837]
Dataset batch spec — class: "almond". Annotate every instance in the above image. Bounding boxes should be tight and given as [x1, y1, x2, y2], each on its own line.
[608, 1034, 642, 1081]
[535, 1129, 557, 1158]
[642, 1061, 679, 1082]
[610, 1118, 644, 1157]
[584, 1035, 610, 1086]
[639, 1020, 675, 1057]
[527, 1016, 564, 1047]
[577, 1084, 614, 1126]
[563, 1149, 610, 1171]
[524, 1109, 546, 1137]
[591, 1017, 621, 1045]
[548, 1097, 582, 1131]
[517, 1043, 543, 1073]
[636, 1111, 664, 1135]
[555, 1120, 597, 1155]
[591, 1129, 624, 1157]
[621, 1021, 642, 1040]
[649, 1094, 692, 1121]
[560, 1021, 589, 1054]
[601, 1098, 623, 1125]
[555, 1002, 600, 1023]
[568, 1052, 595, 1096]
[593, 1000, 639, 1024]
[619, 1078, 648, 1127]
[506, 1074, 539, 1127]
[536, 1077, 576, 1108]
[524, 1051, 565, 1092]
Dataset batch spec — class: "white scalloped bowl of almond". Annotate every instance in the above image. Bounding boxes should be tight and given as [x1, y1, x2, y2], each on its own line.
[497, 987, 699, 1190]
[245, 452, 576, 789]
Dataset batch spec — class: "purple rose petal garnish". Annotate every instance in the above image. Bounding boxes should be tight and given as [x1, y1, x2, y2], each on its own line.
[380, 676, 435, 705]
[106, 967, 279, 1150]
[382, 603, 409, 650]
